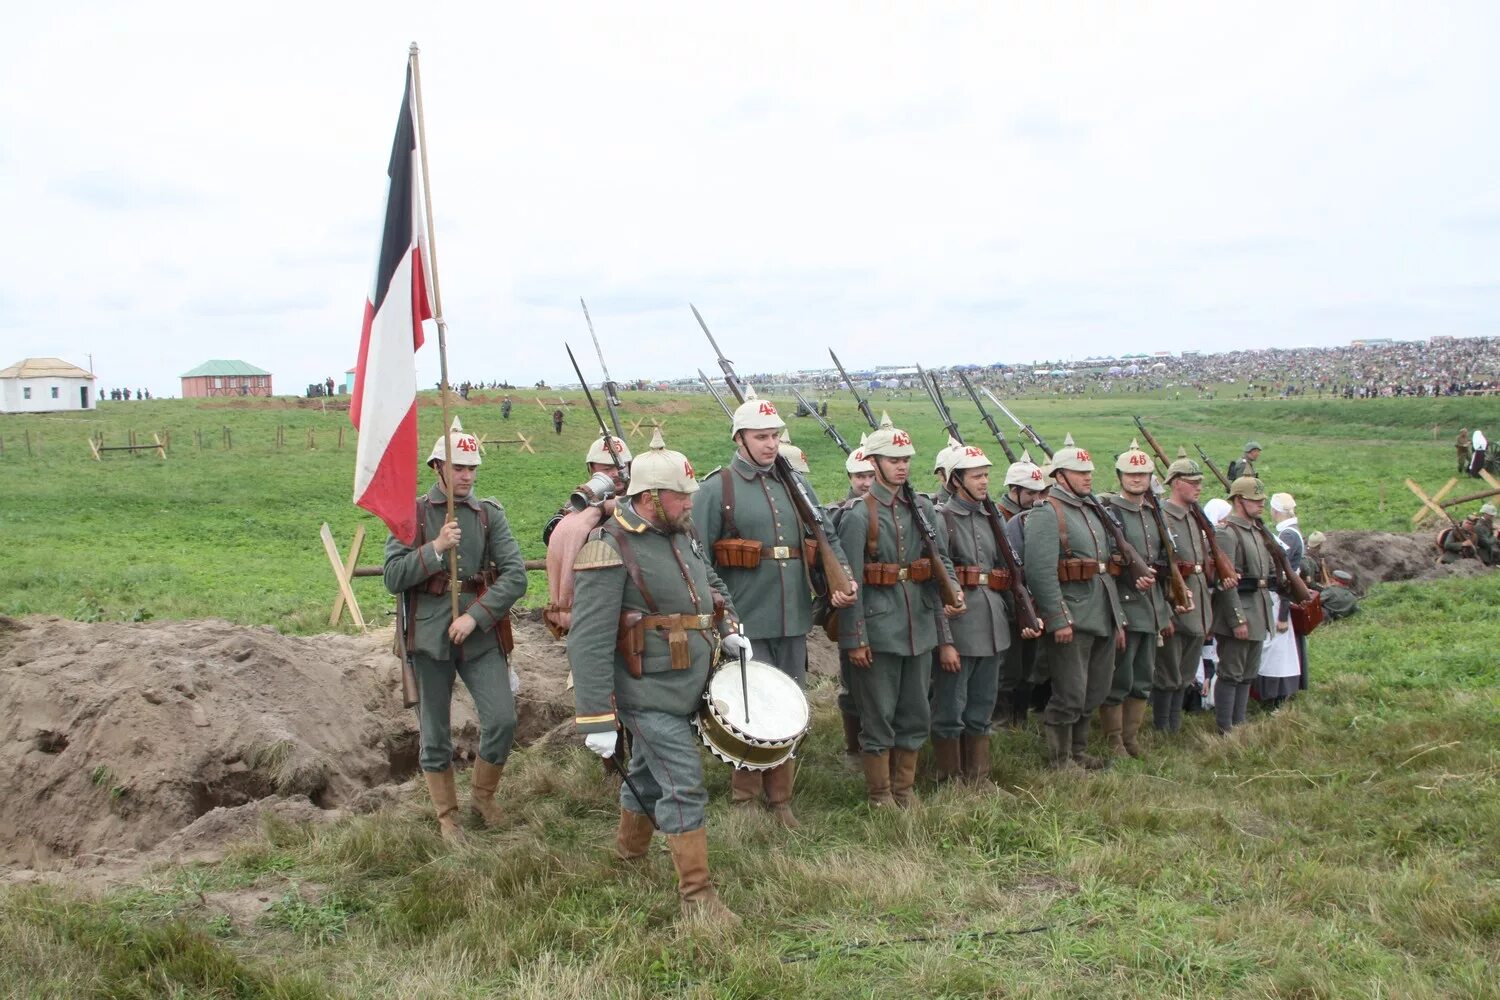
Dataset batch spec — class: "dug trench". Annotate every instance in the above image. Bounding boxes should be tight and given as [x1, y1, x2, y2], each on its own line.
[0, 609, 841, 878]
[0, 527, 1465, 877]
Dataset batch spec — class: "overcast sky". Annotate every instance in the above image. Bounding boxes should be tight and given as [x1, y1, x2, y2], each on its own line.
[4, 2, 1498, 395]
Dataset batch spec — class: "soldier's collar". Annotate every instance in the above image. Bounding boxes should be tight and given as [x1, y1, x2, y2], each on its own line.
[613, 502, 653, 534]
[731, 454, 774, 478]
[1111, 492, 1145, 510]
[869, 479, 900, 504]
[945, 493, 981, 514]
[1052, 484, 1087, 506]
[425, 484, 480, 510]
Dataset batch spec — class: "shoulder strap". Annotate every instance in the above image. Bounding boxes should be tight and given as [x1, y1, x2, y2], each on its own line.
[719, 468, 740, 538]
[1046, 496, 1072, 557]
[940, 506, 960, 556]
[864, 492, 880, 560]
[602, 520, 660, 613]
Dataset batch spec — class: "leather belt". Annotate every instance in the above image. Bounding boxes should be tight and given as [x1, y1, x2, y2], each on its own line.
[1176, 561, 1203, 576]
[763, 544, 801, 560]
[641, 613, 716, 631]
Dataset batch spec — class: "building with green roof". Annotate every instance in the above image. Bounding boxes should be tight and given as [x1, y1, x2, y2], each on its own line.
[180, 360, 273, 398]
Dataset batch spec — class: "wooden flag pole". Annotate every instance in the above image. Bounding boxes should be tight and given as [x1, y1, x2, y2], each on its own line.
[409, 42, 461, 619]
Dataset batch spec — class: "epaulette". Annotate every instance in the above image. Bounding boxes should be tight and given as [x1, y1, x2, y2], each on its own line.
[701, 466, 723, 480]
[480, 496, 505, 511]
[574, 537, 624, 571]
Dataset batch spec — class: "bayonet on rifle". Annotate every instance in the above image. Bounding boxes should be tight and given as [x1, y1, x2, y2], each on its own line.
[829, 349, 878, 430]
[1134, 416, 1238, 589]
[917, 365, 963, 445]
[566, 343, 628, 487]
[987, 392, 1053, 459]
[956, 370, 1018, 463]
[789, 386, 852, 455]
[692, 304, 747, 403]
[698, 369, 734, 420]
[579, 297, 621, 408]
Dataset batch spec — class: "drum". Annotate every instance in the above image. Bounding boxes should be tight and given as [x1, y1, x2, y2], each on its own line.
[695, 659, 810, 771]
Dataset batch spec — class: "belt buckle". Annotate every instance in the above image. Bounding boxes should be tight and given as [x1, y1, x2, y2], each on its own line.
[771, 545, 791, 560]
[1098, 562, 1107, 573]
[897, 566, 909, 581]
[1193, 564, 1202, 574]
[695, 614, 712, 628]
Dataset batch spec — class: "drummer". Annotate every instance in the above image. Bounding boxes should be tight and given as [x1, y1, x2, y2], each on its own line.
[570, 428, 749, 923]
[694, 389, 856, 828]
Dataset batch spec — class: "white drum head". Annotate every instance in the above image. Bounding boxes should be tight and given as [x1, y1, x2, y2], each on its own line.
[707, 659, 809, 744]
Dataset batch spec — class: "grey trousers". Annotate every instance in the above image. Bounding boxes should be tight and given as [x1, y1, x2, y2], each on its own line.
[837, 651, 857, 716]
[1155, 629, 1205, 692]
[851, 652, 932, 753]
[415, 648, 516, 773]
[1105, 629, 1155, 705]
[930, 652, 1002, 739]
[1042, 631, 1116, 727]
[1215, 635, 1264, 684]
[1000, 634, 1039, 690]
[618, 707, 708, 835]
[758, 635, 808, 687]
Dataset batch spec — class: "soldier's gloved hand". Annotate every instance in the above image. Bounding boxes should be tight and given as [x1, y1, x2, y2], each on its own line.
[722, 633, 753, 661]
[509, 666, 521, 694]
[585, 731, 617, 759]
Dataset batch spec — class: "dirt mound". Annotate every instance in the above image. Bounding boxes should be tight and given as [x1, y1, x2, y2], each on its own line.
[1318, 530, 1491, 587]
[0, 614, 573, 872]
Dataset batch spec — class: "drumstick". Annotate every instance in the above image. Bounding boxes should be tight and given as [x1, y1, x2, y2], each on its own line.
[738, 623, 750, 725]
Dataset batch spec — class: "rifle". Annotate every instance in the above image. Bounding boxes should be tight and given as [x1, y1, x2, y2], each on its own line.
[788, 386, 852, 455]
[579, 297, 622, 408]
[393, 595, 420, 709]
[1133, 416, 1238, 588]
[693, 308, 854, 597]
[956, 370, 1018, 462]
[1144, 494, 1194, 613]
[981, 497, 1043, 633]
[989, 394, 1053, 459]
[917, 365, 963, 444]
[1253, 519, 1314, 605]
[1081, 494, 1157, 588]
[831, 349, 965, 610]
[565, 344, 628, 508]
[698, 368, 734, 420]
[828, 349, 877, 430]
[1194, 444, 1233, 491]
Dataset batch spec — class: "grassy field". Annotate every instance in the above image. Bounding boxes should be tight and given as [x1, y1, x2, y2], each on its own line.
[1, 389, 1496, 630]
[2, 389, 1499, 997]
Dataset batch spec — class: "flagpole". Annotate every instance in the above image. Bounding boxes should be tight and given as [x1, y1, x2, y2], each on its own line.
[408, 42, 461, 619]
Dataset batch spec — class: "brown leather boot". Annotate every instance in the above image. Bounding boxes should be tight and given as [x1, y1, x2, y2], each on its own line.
[1099, 703, 1127, 757]
[1045, 724, 1079, 771]
[841, 713, 863, 754]
[615, 808, 654, 861]
[861, 751, 894, 807]
[763, 762, 799, 829]
[960, 733, 999, 788]
[666, 827, 741, 925]
[729, 767, 763, 807]
[1121, 697, 1149, 758]
[932, 737, 962, 784]
[424, 768, 466, 845]
[890, 748, 921, 808]
[469, 759, 505, 827]
[1072, 718, 1108, 770]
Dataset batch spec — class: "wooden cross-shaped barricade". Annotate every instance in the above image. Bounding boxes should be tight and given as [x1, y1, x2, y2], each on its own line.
[627, 417, 666, 440]
[476, 431, 535, 455]
[1407, 470, 1500, 526]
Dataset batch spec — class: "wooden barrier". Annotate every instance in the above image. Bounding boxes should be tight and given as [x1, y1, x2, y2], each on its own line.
[476, 431, 535, 455]
[89, 432, 166, 461]
[627, 417, 665, 440]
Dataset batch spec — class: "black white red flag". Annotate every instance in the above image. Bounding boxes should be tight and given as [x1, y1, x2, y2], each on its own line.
[352, 63, 433, 544]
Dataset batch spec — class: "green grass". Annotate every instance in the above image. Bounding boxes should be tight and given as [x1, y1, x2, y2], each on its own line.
[2, 390, 1497, 631]
[2, 390, 1499, 996]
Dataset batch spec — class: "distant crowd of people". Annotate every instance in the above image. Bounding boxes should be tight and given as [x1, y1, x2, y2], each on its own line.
[107, 388, 151, 401]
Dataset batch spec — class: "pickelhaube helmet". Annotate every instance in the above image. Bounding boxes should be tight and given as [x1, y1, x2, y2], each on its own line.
[428, 417, 482, 466]
[778, 429, 810, 474]
[946, 443, 991, 477]
[1048, 433, 1094, 475]
[729, 386, 786, 437]
[1114, 438, 1154, 475]
[627, 427, 698, 496]
[1228, 476, 1268, 501]
[846, 434, 874, 474]
[1165, 445, 1202, 483]
[862, 411, 916, 458]
[932, 434, 963, 475]
[1004, 448, 1045, 489]
[584, 434, 632, 466]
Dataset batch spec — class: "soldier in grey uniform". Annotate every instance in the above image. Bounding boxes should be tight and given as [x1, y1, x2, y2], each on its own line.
[1227, 441, 1261, 482]
[1155, 451, 1217, 733]
[836, 413, 961, 807]
[995, 450, 1049, 726]
[571, 428, 750, 923]
[1210, 477, 1282, 734]
[932, 444, 1039, 784]
[830, 437, 877, 759]
[1022, 436, 1137, 771]
[694, 390, 855, 827]
[1099, 441, 1173, 758]
[383, 421, 527, 843]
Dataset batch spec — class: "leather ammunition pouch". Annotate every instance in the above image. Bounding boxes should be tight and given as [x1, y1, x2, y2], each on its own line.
[863, 558, 932, 586]
[617, 610, 646, 678]
[1237, 576, 1271, 593]
[423, 568, 496, 596]
[713, 537, 763, 569]
[986, 568, 1012, 592]
[642, 612, 721, 670]
[1057, 558, 1122, 583]
[1176, 561, 1203, 577]
[955, 565, 1012, 591]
